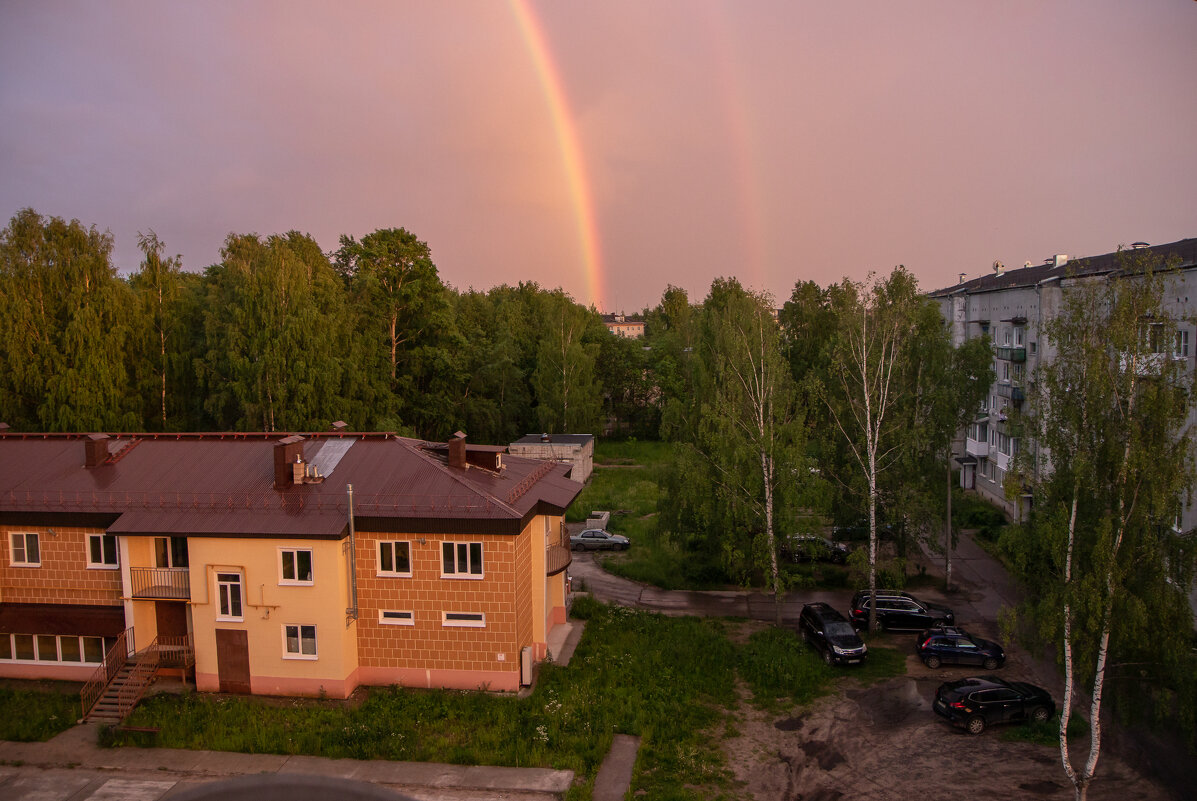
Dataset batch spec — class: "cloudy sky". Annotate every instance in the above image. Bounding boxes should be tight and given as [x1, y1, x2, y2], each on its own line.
[2, 1, 1195, 312]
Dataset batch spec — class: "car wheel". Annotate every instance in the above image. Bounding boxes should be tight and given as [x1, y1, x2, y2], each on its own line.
[982, 657, 999, 671]
[924, 655, 941, 669]
[573, 543, 583, 552]
[1031, 707, 1050, 724]
[966, 716, 986, 735]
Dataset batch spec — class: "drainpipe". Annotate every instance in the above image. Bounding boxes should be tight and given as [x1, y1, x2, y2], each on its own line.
[346, 483, 359, 621]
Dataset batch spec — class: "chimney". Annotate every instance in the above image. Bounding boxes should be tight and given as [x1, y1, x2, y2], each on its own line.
[540, 432, 550, 443]
[448, 431, 467, 469]
[85, 433, 110, 468]
[274, 435, 306, 488]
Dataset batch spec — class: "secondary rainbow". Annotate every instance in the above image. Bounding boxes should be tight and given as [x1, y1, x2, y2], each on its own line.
[509, 0, 606, 309]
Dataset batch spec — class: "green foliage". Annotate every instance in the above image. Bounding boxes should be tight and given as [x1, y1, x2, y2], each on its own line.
[736, 626, 834, 710]
[1000, 712, 1089, 746]
[0, 209, 141, 430]
[0, 684, 79, 741]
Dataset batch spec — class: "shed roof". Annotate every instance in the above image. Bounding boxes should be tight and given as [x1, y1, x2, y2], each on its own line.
[0, 432, 581, 538]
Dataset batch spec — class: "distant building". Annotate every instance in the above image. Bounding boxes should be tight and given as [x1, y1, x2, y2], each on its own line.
[602, 313, 645, 339]
[929, 237, 1197, 525]
[0, 430, 580, 714]
[508, 434, 594, 484]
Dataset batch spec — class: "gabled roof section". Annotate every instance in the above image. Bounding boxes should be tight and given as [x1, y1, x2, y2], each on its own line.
[0, 431, 583, 538]
[929, 238, 1197, 298]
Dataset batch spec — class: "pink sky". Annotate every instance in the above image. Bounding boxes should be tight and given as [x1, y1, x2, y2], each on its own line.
[2, 1, 1195, 312]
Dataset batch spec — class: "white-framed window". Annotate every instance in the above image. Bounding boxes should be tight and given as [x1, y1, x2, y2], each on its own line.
[442, 611, 486, 628]
[1014, 327, 1024, 346]
[87, 533, 118, 569]
[217, 572, 244, 620]
[0, 633, 104, 664]
[279, 548, 313, 585]
[1030, 341, 1037, 355]
[1001, 362, 1010, 381]
[154, 536, 189, 568]
[441, 542, 483, 578]
[9, 532, 40, 567]
[378, 610, 414, 626]
[378, 541, 412, 577]
[1012, 363, 1023, 383]
[1175, 330, 1189, 359]
[282, 624, 317, 659]
[1003, 328, 1011, 346]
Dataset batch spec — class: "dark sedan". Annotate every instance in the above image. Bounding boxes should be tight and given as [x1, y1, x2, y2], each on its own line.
[917, 627, 1005, 670]
[933, 676, 1054, 734]
[570, 529, 629, 551]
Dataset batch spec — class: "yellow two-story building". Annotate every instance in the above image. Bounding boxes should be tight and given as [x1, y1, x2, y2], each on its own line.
[0, 430, 579, 706]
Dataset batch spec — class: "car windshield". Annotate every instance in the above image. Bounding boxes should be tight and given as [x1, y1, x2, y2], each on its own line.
[825, 622, 856, 637]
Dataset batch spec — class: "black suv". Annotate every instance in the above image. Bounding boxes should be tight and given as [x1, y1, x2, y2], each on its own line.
[917, 627, 1005, 670]
[933, 676, 1054, 734]
[849, 590, 954, 631]
[798, 602, 868, 666]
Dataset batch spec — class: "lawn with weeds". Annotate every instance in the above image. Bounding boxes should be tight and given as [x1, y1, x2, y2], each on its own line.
[0, 683, 80, 741]
[113, 597, 740, 800]
[1000, 712, 1089, 746]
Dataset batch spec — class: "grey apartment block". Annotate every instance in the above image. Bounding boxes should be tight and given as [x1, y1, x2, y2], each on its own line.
[931, 238, 1197, 527]
[509, 434, 594, 484]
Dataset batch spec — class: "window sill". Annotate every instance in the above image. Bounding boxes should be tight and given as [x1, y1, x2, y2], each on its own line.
[87, 564, 120, 570]
[376, 571, 413, 579]
[440, 574, 485, 580]
[278, 580, 314, 587]
[282, 653, 318, 661]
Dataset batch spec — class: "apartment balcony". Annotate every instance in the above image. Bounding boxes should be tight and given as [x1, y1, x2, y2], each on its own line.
[996, 346, 1026, 362]
[130, 567, 190, 600]
[965, 437, 989, 458]
[546, 544, 572, 577]
[996, 383, 1025, 403]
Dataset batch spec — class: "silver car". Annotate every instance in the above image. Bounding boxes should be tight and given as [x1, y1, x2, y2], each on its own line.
[570, 528, 630, 551]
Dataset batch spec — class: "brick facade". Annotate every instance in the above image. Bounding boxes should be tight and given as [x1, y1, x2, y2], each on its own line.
[1, 525, 122, 606]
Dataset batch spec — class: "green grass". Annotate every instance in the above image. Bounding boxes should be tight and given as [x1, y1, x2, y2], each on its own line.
[736, 627, 835, 711]
[1000, 712, 1090, 746]
[0, 683, 80, 741]
[111, 597, 740, 800]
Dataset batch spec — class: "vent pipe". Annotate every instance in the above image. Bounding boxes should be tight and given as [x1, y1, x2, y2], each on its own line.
[346, 483, 358, 621]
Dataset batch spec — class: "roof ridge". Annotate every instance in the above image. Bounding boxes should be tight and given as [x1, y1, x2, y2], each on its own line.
[400, 439, 521, 516]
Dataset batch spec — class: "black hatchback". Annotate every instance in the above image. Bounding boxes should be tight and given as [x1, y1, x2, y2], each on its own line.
[798, 602, 868, 666]
[933, 676, 1054, 735]
[917, 627, 1005, 670]
[849, 590, 954, 631]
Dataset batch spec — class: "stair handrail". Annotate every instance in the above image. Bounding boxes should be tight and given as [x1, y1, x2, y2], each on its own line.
[114, 637, 160, 720]
[80, 626, 133, 720]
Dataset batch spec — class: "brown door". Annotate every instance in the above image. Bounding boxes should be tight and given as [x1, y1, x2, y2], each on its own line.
[155, 602, 187, 640]
[214, 629, 251, 694]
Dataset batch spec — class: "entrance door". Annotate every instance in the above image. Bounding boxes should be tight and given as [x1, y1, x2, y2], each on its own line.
[214, 629, 251, 694]
[155, 602, 187, 640]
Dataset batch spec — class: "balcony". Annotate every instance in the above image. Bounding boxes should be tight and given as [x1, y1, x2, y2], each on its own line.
[996, 383, 1025, 403]
[965, 438, 989, 458]
[995, 346, 1026, 363]
[546, 544, 572, 576]
[130, 567, 190, 600]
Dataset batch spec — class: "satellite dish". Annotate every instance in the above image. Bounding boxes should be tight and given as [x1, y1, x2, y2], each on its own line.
[992, 260, 1004, 273]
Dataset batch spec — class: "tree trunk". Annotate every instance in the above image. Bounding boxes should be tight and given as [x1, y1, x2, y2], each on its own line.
[944, 447, 953, 591]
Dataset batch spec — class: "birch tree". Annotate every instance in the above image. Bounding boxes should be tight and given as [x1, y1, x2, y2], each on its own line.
[1024, 251, 1193, 801]
[699, 279, 804, 624]
[820, 269, 923, 631]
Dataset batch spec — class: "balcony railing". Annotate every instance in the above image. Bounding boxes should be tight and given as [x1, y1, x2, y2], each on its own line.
[996, 346, 1026, 362]
[130, 567, 190, 600]
[996, 383, 1025, 403]
[965, 438, 989, 458]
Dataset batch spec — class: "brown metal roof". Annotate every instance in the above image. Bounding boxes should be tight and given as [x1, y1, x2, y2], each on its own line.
[0, 433, 582, 539]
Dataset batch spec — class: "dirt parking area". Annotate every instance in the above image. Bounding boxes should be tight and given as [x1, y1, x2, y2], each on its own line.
[724, 633, 1174, 801]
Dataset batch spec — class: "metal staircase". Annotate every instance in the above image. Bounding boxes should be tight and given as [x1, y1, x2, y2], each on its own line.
[80, 629, 191, 723]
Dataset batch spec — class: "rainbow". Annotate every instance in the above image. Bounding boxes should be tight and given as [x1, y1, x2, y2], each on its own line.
[509, 0, 606, 309]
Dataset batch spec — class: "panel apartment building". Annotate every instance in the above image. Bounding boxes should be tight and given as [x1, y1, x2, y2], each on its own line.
[930, 237, 1197, 524]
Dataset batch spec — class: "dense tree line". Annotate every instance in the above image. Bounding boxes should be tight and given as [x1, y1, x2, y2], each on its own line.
[0, 209, 624, 441]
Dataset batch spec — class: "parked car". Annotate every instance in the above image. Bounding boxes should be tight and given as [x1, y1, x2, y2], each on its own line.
[917, 626, 1005, 670]
[570, 528, 629, 551]
[933, 676, 1054, 734]
[798, 602, 868, 666]
[849, 590, 954, 631]
[782, 534, 849, 564]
